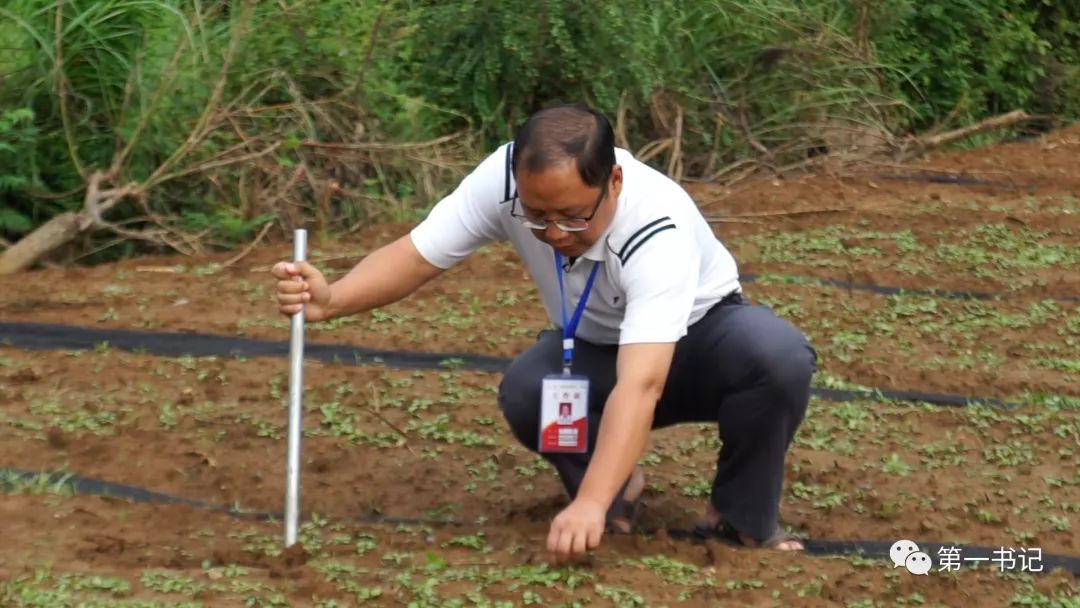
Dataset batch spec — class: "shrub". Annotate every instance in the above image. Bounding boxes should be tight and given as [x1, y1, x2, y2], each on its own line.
[0, 0, 1076, 263]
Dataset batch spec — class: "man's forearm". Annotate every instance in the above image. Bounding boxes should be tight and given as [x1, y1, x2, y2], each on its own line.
[575, 383, 659, 508]
[325, 234, 444, 319]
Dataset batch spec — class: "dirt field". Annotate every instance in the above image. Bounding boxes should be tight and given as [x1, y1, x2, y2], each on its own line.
[2, 127, 1079, 606]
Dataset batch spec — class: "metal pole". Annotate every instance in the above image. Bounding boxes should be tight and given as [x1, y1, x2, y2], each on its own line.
[285, 228, 307, 547]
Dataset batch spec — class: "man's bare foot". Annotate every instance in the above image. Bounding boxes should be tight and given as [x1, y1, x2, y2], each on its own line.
[608, 467, 646, 533]
[701, 504, 804, 551]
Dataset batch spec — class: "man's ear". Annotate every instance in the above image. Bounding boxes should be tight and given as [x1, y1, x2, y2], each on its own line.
[610, 164, 623, 197]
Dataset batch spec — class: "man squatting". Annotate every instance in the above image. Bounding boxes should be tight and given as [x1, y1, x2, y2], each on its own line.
[273, 104, 817, 563]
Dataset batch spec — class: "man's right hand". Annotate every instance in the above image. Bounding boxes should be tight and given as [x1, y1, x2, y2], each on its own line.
[272, 261, 332, 322]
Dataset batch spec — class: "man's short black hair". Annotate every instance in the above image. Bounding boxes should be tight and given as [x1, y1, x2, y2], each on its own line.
[511, 103, 616, 188]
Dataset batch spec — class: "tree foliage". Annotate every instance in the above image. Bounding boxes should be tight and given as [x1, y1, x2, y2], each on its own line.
[0, 0, 1076, 263]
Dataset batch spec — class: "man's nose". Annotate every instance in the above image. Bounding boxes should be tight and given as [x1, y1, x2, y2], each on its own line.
[543, 223, 568, 240]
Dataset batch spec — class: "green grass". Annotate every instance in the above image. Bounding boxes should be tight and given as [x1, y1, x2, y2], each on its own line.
[778, 394, 1080, 536]
[3, 393, 129, 439]
[0, 471, 75, 496]
[753, 282, 1075, 388]
[1, 326, 1078, 606]
[0, 563, 300, 608]
[737, 222, 1079, 289]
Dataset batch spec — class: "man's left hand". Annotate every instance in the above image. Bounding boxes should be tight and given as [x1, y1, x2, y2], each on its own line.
[546, 498, 607, 564]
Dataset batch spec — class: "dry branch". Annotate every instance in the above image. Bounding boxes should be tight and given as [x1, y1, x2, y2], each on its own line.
[359, 386, 416, 455]
[299, 131, 466, 153]
[904, 110, 1038, 151]
[214, 221, 274, 271]
[145, 0, 254, 188]
[863, 161, 988, 176]
[1, 0, 280, 273]
[248, 251, 370, 273]
[153, 141, 282, 185]
[635, 138, 673, 163]
[711, 158, 758, 182]
[704, 206, 852, 223]
[614, 91, 630, 149]
[666, 104, 685, 180]
[702, 113, 727, 178]
[0, 171, 140, 274]
[111, 26, 192, 172]
[0, 213, 84, 275]
[54, 0, 85, 179]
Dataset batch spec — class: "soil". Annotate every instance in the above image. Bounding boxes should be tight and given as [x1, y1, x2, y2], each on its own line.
[2, 126, 1080, 605]
[6, 493, 1075, 607]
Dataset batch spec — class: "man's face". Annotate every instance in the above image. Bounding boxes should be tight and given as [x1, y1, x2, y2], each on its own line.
[514, 161, 622, 258]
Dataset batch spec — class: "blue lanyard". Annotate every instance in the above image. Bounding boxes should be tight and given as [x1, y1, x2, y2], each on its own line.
[554, 250, 601, 374]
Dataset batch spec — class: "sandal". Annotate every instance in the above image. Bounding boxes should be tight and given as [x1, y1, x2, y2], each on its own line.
[694, 518, 805, 550]
[605, 468, 647, 534]
[605, 496, 645, 534]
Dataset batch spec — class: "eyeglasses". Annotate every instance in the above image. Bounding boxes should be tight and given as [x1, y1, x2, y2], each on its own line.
[510, 179, 609, 232]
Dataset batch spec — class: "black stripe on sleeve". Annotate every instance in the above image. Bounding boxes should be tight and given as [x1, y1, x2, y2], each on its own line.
[621, 224, 676, 264]
[503, 143, 513, 202]
[618, 216, 671, 259]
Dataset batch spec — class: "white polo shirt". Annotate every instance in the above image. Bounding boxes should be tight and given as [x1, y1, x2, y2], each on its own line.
[410, 142, 741, 345]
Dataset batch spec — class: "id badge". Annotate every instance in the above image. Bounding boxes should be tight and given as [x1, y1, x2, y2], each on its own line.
[539, 374, 589, 453]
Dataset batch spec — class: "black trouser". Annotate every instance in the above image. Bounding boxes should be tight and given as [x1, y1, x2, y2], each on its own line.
[496, 295, 817, 541]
